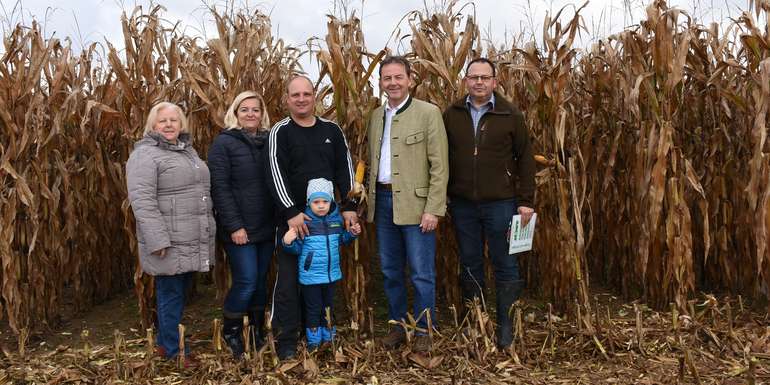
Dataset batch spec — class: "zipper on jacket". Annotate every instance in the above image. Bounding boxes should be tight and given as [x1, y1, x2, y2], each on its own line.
[235, 130, 262, 163]
[324, 217, 332, 283]
[472, 116, 481, 201]
[171, 198, 177, 232]
[472, 119, 489, 200]
[180, 146, 206, 211]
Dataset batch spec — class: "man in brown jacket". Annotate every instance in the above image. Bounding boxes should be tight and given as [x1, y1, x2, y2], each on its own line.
[442, 58, 535, 350]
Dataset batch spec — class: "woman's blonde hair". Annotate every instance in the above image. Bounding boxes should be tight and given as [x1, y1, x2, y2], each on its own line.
[143, 102, 189, 136]
[224, 91, 271, 130]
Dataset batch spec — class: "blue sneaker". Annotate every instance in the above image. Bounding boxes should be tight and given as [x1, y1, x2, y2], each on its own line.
[321, 326, 336, 343]
[305, 327, 322, 352]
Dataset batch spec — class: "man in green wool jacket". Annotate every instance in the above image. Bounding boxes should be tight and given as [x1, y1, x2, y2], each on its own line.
[366, 55, 449, 353]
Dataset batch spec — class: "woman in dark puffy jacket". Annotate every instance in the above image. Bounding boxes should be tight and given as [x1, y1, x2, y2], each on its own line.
[208, 91, 276, 359]
[126, 102, 215, 366]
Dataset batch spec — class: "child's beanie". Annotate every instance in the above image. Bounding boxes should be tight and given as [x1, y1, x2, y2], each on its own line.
[307, 178, 334, 203]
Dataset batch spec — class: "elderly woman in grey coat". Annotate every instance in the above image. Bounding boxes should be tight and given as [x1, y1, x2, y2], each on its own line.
[126, 102, 215, 365]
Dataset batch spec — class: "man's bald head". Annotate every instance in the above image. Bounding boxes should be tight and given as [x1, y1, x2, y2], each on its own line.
[286, 75, 314, 94]
[285, 75, 316, 121]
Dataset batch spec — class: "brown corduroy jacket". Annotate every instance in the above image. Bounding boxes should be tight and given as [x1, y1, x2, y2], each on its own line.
[442, 92, 535, 208]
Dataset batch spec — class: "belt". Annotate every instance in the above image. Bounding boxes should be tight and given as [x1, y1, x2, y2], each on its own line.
[376, 183, 392, 191]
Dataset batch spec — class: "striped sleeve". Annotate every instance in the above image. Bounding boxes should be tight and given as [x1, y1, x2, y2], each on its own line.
[267, 118, 300, 220]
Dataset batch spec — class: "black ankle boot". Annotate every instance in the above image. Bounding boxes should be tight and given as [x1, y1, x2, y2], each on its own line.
[223, 316, 245, 359]
[247, 306, 265, 349]
[495, 280, 524, 349]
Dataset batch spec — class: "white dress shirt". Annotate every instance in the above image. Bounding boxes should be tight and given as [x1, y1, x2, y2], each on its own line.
[378, 96, 409, 184]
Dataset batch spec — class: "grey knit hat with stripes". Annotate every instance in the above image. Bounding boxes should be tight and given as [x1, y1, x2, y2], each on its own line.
[306, 178, 334, 203]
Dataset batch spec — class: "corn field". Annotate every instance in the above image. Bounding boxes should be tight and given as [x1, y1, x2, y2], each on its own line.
[1, 0, 770, 351]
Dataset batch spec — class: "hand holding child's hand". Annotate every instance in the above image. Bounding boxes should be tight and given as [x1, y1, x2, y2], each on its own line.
[349, 222, 361, 236]
[283, 227, 298, 245]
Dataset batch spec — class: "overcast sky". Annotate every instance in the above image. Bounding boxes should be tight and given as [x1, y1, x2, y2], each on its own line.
[0, 0, 750, 73]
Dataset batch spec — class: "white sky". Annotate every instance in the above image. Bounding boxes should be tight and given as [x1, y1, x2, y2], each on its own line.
[0, 0, 750, 74]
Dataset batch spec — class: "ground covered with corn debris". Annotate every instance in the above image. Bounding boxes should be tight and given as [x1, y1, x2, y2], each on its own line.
[1, 283, 768, 384]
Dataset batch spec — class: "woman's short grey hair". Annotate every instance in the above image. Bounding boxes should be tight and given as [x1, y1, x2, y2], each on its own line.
[143, 102, 189, 136]
[224, 91, 271, 130]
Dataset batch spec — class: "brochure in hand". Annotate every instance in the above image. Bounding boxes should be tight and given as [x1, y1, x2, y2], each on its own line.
[509, 213, 537, 254]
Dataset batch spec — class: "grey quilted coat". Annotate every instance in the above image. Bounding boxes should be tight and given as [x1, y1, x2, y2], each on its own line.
[126, 132, 215, 276]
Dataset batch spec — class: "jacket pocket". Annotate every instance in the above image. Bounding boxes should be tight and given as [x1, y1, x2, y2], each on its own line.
[303, 251, 314, 271]
[415, 187, 429, 197]
[405, 132, 425, 144]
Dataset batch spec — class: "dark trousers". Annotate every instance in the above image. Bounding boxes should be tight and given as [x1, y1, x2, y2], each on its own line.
[273, 224, 301, 350]
[448, 197, 521, 286]
[300, 283, 335, 329]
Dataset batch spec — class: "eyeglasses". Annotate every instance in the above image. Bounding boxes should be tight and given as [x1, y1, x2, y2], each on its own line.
[466, 75, 495, 82]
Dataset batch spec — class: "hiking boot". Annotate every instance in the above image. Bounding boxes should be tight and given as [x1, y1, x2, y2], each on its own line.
[381, 327, 406, 349]
[413, 334, 432, 353]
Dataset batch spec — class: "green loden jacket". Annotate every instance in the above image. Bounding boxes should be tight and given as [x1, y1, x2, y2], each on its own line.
[366, 96, 449, 225]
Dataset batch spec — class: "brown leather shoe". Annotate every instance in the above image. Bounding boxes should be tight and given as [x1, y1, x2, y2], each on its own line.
[381, 327, 406, 349]
[157, 347, 199, 369]
[180, 352, 200, 368]
[413, 334, 432, 353]
[155, 346, 168, 358]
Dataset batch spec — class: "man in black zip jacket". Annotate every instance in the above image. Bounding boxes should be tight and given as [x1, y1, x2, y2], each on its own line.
[267, 75, 358, 360]
[443, 58, 536, 351]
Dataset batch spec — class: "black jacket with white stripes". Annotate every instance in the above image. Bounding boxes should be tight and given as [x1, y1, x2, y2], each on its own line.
[267, 116, 356, 221]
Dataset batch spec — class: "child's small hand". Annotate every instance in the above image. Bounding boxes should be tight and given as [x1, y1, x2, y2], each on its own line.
[283, 227, 298, 244]
[349, 222, 362, 236]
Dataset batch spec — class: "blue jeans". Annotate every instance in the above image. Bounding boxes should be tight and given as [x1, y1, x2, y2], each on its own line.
[449, 197, 521, 286]
[375, 189, 436, 331]
[223, 241, 274, 318]
[155, 272, 193, 358]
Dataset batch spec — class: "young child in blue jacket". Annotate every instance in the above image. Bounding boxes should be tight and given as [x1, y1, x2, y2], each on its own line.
[282, 178, 361, 352]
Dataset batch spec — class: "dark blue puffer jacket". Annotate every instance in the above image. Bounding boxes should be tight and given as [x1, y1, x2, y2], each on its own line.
[282, 204, 356, 285]
[208, 129, 276, 244]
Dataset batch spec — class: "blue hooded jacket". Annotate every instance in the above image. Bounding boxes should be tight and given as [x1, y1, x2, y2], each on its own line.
[282, 202, 356, 285]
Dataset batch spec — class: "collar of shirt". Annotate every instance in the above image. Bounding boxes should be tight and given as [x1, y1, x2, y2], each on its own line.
[385, 95, 410, 116]
[378, 96, 410, 184]
[465, 93, 495, 111]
